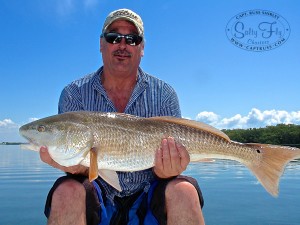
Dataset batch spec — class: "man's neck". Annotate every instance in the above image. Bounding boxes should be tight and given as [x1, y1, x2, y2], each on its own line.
[101, 70, 138, 112]
[102, 69, 138, 90]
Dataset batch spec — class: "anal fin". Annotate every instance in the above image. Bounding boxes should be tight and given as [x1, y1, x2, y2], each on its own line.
[99, 169, 122, 192]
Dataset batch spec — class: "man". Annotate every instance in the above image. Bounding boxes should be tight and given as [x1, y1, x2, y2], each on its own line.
[40, 9, 205, 225]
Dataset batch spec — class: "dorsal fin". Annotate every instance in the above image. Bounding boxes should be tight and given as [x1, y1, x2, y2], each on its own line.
[148, 116, 230, 142]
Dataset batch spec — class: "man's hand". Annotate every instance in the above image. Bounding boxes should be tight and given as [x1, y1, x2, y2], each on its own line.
[153, 137, 190, 179]
[39, 146, 89, 176]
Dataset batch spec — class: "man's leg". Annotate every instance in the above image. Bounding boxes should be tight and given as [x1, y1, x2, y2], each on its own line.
[165, 179, 205, 225]
[47, 179, 86, 225]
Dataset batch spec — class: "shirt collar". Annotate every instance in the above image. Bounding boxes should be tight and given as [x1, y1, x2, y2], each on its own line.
[92, 66, 149, 112]
[93, 66, 148, 90]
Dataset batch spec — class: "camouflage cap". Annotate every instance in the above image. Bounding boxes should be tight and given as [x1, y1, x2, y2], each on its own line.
[102, 9, 144, 36]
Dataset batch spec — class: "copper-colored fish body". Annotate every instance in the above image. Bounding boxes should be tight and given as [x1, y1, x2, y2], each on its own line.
[19, 111, 300, 195]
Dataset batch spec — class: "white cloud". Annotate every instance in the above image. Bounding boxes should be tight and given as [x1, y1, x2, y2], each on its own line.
[196, 111, 219, 125]
[0, 119, 21, 142]
[0, 119, 18, 128]
[195, 108, 300, 129]
[0, 118, 40, 142]
[0, 117, 38, 130]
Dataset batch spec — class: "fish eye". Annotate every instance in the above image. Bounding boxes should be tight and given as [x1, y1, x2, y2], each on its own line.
[37, 125, 46, 132]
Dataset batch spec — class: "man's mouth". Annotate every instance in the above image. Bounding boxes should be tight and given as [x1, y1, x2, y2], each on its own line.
[113, 50, 132, 59]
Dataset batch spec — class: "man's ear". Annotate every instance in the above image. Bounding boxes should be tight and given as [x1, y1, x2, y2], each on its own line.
[100, 38, 103, 52]
[140, 43, 145, 57]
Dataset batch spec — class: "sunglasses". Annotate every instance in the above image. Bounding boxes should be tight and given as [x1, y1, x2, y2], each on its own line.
[101, 32, 143, 46]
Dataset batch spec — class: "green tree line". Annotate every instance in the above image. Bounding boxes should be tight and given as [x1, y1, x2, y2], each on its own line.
[222, 124, 300, 147]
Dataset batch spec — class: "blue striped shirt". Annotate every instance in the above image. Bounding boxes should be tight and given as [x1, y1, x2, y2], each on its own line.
[58, 66, 181, 203]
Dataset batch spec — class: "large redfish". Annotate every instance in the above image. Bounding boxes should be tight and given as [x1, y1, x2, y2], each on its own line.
[19, 111, 300, 196]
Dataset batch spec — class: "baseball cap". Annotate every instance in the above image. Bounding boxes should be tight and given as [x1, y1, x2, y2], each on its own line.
[102, 9, 144, 36]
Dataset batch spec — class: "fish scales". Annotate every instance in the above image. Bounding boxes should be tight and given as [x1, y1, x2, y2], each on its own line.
[79, 113, 252, 170]
[19, 111, 300, 196]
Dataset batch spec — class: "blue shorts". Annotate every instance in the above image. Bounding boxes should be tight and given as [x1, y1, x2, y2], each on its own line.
[45, 174, 204, 225]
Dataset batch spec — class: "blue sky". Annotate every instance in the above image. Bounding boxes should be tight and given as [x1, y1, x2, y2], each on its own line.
[1, 0, 300, 141]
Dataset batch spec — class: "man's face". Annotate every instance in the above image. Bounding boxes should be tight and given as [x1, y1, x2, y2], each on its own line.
[100, 20, 144, 75]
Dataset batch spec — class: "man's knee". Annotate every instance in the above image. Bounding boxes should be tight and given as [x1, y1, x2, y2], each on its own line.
[165, 178, 200, 206]
[47, 179, 87, 225]
[52, 179, 86, 204]
[165, 179, 205, 224]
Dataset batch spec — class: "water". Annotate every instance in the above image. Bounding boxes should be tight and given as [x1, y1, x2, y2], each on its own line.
[0, 146, 299, 225]
[0, 145, 63, 225]
[184, 161, 300, 225]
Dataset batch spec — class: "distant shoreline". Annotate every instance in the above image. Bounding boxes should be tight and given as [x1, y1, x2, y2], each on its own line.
[0, 142, 24, 145]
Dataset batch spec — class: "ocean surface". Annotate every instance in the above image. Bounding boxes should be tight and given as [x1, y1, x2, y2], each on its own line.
[0, 145, 299, 225]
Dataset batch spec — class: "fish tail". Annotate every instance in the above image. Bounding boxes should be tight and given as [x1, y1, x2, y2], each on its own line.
[245, 143, 300, 197]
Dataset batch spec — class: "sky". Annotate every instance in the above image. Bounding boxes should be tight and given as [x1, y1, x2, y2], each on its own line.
[1, 0, 300, 142]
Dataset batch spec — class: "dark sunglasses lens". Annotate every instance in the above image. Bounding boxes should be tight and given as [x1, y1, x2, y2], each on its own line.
[104, 33, 121, 44]
[103, 33, 143, 46]
[125, 35, 143, 46]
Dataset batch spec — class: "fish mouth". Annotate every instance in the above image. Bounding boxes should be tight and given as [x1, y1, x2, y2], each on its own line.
[20, 142, 40, 152]
[19, 127, 39, 146]
[19, 130, 41, 151]
[22, 136, 38, 146]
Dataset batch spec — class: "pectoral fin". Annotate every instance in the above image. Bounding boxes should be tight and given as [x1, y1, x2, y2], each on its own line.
[89, 147, 98, 182]
[99, 169, 122, 192]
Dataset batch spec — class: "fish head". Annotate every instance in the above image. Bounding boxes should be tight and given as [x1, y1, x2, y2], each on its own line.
[19, 114, 94, 166]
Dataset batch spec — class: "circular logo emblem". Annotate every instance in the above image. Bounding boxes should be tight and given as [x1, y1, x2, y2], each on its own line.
[226, 9, 290, 52]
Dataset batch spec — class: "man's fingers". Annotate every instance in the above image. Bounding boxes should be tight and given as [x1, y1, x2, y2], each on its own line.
[162, 138, 171, 165]
[39, 147, 68, 171]
[154, 147, 163, 170]
[39, 146, 88, 175]
[168, 137, 181, 171]
[176, 142, 190, 170]
[39, 146, 53, 165]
